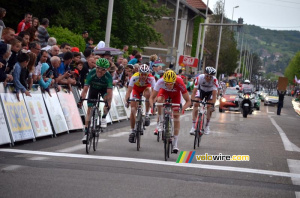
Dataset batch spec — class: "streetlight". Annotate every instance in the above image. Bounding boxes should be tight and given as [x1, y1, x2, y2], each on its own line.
[231, 6, 239, 31]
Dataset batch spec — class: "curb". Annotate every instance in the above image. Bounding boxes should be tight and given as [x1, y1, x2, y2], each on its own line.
[292, 99, 300, 116]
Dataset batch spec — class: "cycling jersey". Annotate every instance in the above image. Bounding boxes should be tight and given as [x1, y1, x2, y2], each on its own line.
[194, 74, 218, 92]
[129, 72, 156, 99]
[154, 76, 187, 94]
[85, 68, 113, 90]
[128, 72, 156, 88]
[154, 77, 187, 108]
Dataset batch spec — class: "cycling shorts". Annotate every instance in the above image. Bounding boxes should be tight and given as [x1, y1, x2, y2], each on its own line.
[87, 86, 108, 107]
[157, 89, 181, 112]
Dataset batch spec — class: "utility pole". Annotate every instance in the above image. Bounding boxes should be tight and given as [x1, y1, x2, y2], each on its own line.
[105, 0, 114, 47]
[173, 0, 180, 72]
[199, 0, 210, 72]
[215, 0, 225, 77]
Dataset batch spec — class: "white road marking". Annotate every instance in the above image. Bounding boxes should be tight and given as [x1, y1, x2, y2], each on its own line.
[28, 156, 49, 161]
[1, 149, 300, 180]
[288, 159, 300, 197]
[1, 165, 23, 171]
[57, 140, 107, 153]
[108, 132, 130, 137]
[269, 115, 300, 152]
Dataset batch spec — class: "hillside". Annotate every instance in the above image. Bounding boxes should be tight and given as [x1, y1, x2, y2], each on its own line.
[237, 25, 300, 74]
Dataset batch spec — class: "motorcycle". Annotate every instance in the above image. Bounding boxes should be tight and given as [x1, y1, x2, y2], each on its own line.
[236, 87, 255, 118]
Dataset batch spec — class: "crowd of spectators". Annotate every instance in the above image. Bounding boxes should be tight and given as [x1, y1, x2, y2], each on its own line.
[0, 8, 199, 99]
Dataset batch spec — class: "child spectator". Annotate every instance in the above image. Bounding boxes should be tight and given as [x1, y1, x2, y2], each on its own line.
[12, 53, 31, 100]
[70, 52, 81, 70]
[0, 42, 13, 86]
[20, 52, 36, 90]
[6, 38, 22, 74]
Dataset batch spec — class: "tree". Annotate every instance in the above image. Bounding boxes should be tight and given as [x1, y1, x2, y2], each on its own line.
[204, 0, 239, 77]
[4, 0, 170, 48]
[285, 51, 300, 83]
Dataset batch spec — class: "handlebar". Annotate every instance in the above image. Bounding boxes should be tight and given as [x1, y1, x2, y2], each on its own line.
[191, 99, 214, 106]
[155, 103, 181, 107]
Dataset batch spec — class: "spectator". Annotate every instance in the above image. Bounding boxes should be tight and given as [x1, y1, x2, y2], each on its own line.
[21, 52, 36, 90]
[85, 37, 94, 49]
[25, 27, 39, 43]
[18, 31, 30, 49]
[129, 49, 138, 60]
[12, 53, 31, 100]
[17, 13, 32, 33]
[33, 50, 48, 82]
[121, 58, 128, 67]
[57, 51, 73, 75]
[149, 54, 158, 71]
[58, 42, 71, 58]
[32, 17, 39, 30]
[38, 63, 53, 92]
[1, 27, 15, 44]
[0, 42, 13, 85]
[69, 52, 81, 70]
[277, 89, 286, 115]
[42, 37, 56, 51]
[37, 18, 50, 48]
[102, 51, 112, 61]
[128, 53, 141, 65]
[122, 45, 129, 59]
[0, 7, 6, 28]
[6, 38, 22, 74]
[82, 48, 93, 62]
[48, 45, 60, 57]
[28, 41, 41, 56]
[82, 30, 88, 40]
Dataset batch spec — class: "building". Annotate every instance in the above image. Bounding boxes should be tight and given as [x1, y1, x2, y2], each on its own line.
[141, 0, 212, 74]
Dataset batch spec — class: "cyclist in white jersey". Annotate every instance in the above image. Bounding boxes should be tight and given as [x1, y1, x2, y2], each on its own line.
[190, 67, 218, 135]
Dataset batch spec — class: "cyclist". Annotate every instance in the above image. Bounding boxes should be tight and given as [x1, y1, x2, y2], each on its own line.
[190, 66, 218, 135]
[149, 70, 191, 153]
[78, 58, 113, 143]
[125, 64, 156, 143]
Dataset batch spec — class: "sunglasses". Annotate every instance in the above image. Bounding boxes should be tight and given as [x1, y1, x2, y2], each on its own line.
[96, 67, 107, 72]
[165, 82, 174, 86]
[205, 74, 213, 78]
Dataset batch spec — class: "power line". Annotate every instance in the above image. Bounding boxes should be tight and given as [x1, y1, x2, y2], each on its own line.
[272, 0, 300, 5]
[242, 0, 300, 9]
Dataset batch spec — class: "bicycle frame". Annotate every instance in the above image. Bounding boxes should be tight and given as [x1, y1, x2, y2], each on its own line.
[156, 98, 180, 160]
[128, 97, 145, 151]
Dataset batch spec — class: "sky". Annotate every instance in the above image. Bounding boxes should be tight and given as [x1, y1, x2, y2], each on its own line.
[206, 0, 300, 31]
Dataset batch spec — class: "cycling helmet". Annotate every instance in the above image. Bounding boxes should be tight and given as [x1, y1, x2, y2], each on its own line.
[205, 66, 216, 75]
[163, 70, 177, 83]
[96, 58, 110, 69]
[244, 79, 250, 84]
[139, 64, 150, 74]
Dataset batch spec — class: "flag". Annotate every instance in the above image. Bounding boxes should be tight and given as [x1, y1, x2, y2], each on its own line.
[295, 75, 300, 84]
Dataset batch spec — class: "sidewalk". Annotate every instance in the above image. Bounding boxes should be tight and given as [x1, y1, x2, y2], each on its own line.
[292, 99, 300, 116]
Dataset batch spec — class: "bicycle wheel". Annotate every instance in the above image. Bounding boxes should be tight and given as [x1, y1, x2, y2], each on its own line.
[86, 108, 95, 154]
[194, 114, 202, 149]
[157, 130, 160, 142]
[136, 110, 142, 151]
[93, 109, 100, 151]
[163, 116, 170, 161]
[198, 113, 205, 147]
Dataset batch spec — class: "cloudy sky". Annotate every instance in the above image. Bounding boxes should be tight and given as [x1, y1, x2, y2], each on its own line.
[206, 0, 300, 31]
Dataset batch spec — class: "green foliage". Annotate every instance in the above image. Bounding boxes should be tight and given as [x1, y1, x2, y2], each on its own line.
[4, 0, 170, 49]
[47, 26, 86, 51]
[191, 17, 204, 58]
[284, 51, 300, 83]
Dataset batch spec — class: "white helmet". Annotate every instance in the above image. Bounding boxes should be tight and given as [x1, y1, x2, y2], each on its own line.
[139, 64, 150, 74]
[205, 66, 216, 75]
[244, 79, 250, 84]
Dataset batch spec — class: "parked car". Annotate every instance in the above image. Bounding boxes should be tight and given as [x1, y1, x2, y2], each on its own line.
[219, 87, 239, 112]
[264, 90, 279, 106]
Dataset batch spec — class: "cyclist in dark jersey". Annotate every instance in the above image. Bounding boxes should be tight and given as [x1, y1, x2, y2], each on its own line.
[78, 58, 113, 142]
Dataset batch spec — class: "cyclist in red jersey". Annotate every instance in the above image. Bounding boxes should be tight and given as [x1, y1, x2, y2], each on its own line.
[149, 70, 191, 153]
[125, 64, 156, 143]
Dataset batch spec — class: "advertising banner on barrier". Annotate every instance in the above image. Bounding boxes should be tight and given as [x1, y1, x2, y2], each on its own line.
[24, 85, 53, 138]
[0, 100, 11, 145]
[72, 87, 86, 117]
[0, 91, 35, 142]
[112, 87, 127, 120]
[117, 87, 130, 118]
[43, 88, 68, 134]
[57, 89, 84, 130]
